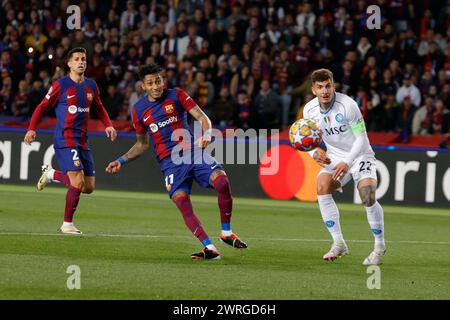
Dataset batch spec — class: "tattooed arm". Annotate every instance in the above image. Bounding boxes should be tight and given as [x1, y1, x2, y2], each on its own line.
[189, 105, 213, 148]
[105, 134, 150, 173]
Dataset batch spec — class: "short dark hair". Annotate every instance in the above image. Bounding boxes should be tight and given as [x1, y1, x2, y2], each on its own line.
[311, 68, 334, 84]
[195, 69, 206, 76]
[66, 47, 87, 60]
[138, 63, 163, 80]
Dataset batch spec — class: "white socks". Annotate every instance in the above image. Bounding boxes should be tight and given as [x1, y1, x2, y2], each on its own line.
[206, 244, 218, 251]
[62, 221, 73, 227]
[318, 195, 385, 250]
[365, 201, 385, 249]
[47, 168, 55, 181]
[221, 230, 233, 237]
[317, 194, 344, 243]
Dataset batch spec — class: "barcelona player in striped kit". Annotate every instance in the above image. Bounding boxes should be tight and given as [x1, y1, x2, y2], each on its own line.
[106, 64, 247, 260]
[24, 47, 117, 234]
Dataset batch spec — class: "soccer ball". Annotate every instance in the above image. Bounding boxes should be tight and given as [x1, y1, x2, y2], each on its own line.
[289, 118, 322, 151]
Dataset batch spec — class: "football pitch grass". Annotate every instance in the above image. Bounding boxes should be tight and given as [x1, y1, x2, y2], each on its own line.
[0, 184, 449, 300]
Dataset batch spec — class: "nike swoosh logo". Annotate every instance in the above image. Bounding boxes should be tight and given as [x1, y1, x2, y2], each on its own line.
[67, 95, 76, 99]
[211, 164, 218, 170]
[143, 116, 151, 121]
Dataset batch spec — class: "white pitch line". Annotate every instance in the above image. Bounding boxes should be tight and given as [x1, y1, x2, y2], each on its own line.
[0, 231, 450, 245]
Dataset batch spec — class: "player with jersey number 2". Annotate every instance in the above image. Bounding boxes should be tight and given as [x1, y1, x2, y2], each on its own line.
[106, 63, 247, 260]
[303, 69, 386, 265]
[24, 47, 117, 235]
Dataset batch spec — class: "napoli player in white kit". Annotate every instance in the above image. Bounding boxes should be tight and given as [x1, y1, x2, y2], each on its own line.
[303, 69, 386, 265]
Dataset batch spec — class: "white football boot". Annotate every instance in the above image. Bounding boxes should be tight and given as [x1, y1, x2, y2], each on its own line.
[323, 241, 349, 261]
[363, 247, 386, 265]
[37, 165, 51, 191]
[59, 225, 83, 235]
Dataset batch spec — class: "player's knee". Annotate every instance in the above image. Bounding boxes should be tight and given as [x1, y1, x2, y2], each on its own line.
[70, 179, 85, 190]
[361, 195, 375, 207]
[82, 186, 94, 194]
[212, 174, 230, 194]
[172, 191, 189, 203]
[83, 181, 95, 194]
[317, 183, 332, 195]
[358, 184, 376, 207]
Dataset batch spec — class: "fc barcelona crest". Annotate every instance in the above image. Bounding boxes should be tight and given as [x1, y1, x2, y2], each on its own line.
[74, 160, 81, 167]
[86, 93, 93, 101]
[165, 104, 174, 113]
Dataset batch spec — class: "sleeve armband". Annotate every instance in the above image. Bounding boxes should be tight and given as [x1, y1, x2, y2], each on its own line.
[350, 119, 366, 135]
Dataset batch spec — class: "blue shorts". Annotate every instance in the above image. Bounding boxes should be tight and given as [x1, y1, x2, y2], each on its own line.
[54, 147, 95, 176]
[160, 150, 223, 198]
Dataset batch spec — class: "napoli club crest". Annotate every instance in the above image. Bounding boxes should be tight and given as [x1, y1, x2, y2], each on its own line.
[335, 113, 344, 123]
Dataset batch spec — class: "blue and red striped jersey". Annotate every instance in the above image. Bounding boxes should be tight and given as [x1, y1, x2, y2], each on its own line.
[29, 76, 112, 150]
[132, 88, 197, 162]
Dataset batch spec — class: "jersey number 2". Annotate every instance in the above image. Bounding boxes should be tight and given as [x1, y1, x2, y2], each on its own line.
[71, 149, 79, 161]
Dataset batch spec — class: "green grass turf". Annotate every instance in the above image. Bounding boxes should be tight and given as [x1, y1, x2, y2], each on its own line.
[0, 184, 449, 300]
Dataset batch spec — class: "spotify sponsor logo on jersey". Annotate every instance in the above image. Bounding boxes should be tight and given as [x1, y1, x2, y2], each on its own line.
[149, 116, 178, 133]
[68, 105, 90, 114]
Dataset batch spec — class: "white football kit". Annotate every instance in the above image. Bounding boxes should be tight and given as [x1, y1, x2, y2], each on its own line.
[303, 92, 377, 187]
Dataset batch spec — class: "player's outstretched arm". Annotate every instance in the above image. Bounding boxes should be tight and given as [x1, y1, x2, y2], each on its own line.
[188, 105, 212, 148]
[24, 82, 61, 145]
[106, 134, 150, 174]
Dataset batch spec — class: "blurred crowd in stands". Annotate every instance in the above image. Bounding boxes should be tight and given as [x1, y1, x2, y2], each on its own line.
[0, 0, 449, 143]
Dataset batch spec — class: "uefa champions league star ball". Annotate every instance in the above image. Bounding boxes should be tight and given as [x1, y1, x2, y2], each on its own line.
[289, 118, 322, 152]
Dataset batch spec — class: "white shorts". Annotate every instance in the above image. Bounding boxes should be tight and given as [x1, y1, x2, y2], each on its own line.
[318, 154, 377, 188]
